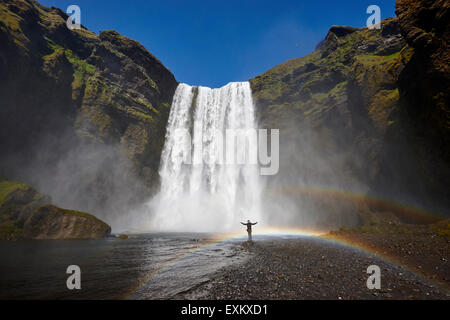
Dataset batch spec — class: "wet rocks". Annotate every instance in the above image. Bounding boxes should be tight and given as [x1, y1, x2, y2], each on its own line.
[189, 238, 449, 300]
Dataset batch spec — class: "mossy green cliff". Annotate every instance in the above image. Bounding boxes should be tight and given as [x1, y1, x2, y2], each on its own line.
[0, 0, 178, 225]
[0, 0, 448, 231]
[0, 0, 177, 191]
[0, 179, 111, 239]
[250, 0, 449, 219]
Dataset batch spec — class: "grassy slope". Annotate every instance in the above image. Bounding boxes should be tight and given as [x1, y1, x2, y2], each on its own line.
[0, 0, 177, 185]
[0, 179, 110, 239]
[250, 18, 406, 134]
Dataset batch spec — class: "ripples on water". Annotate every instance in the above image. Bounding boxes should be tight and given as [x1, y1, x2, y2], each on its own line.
[0, 233, 245, 299]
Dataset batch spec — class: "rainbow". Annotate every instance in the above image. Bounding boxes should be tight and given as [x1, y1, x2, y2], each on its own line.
[265, 186, 443, 224]
[122, 186, 446, 298]
[121, 226, 448, 299]
[121, 228, 321, 299]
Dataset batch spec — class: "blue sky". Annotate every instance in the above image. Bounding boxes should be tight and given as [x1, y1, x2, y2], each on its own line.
[40, 0, 396, 88]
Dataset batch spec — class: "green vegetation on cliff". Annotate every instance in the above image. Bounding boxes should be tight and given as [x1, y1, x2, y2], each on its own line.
[28, 205, 111, 239]
[0, 179, 111, 240]
[251, 18, 405, 134]
[251, 0, 449, 219]
[0, 180, 29, 208]
[0, 0, 179, 216]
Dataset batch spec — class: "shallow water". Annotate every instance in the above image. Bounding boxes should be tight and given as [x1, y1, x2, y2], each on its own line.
[0, 233, 246, 300]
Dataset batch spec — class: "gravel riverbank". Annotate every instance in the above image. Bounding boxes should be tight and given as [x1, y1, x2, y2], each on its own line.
[180, 236, 449, 300]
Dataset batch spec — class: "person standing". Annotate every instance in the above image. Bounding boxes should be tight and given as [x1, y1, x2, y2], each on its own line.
[241, 220, 257, 241]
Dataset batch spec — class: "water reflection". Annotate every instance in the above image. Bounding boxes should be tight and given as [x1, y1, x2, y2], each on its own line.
[0, 233, 244, 300]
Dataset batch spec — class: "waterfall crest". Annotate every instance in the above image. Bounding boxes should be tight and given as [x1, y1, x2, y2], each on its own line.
[151, 82, 262, 232]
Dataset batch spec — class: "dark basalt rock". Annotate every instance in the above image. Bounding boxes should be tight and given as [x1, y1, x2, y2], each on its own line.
[0, 180, 111, 239]
[328, 25, 360, 38]
[0, 0, 448, 231]
[0, 0, 178, 221]
[381, 0, 450, 214]
[250, 4, 449, 221]
[27, 205, 111, 239]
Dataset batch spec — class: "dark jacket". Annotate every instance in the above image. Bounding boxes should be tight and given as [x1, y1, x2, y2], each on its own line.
[241, 222, 257, 232]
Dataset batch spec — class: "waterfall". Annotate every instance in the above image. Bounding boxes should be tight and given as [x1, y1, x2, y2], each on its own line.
[151, 82, 262, 232]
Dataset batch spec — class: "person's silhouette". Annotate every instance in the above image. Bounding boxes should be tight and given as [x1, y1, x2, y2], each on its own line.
[241, 220, 257, 241]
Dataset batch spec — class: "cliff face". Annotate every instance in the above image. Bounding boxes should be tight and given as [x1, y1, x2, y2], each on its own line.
[28, 205, 111, 239]
[0, 0, 448, 231]
[385, 0, 450, 213]
[250, 18, 406, 193]
[0, 180, 111, 239]
[0, 0, 178, 224]
[251, 0, 449, 219]
[0, 0, 177, 177]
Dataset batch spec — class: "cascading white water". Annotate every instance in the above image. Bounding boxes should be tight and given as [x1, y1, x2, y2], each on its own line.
[151, 82, 262, 232]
